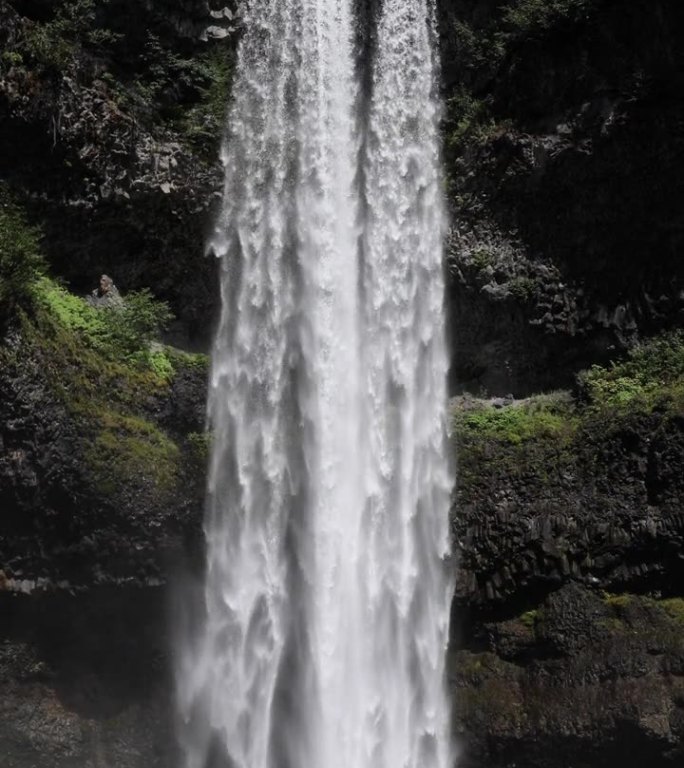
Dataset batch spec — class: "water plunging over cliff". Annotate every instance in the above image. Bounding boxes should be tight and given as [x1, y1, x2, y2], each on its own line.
[176, 1, 452, 767]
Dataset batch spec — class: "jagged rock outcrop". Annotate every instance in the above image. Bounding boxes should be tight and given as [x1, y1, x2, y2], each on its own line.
[453, 410, 684, 607]
[0, 321, 207, 590]
[438, 0, 684, 396]
[0, 0, 239, 344]
[450, 385, 684, 767]
[452, 584, 684, 768]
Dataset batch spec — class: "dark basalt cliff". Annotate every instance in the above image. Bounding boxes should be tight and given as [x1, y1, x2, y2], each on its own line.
[451, 381, 684, 766]
[1, 1, 684, 767]
[440, 0, 684, 397]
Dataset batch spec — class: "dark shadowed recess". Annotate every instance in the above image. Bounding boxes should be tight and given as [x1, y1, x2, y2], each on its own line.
[437, 0, 684, 396]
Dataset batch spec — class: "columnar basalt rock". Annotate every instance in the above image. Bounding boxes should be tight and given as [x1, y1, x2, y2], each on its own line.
[438, 0, 684, 396]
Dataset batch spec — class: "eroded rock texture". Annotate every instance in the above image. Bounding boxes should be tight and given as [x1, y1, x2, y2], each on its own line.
[439, 0, 684, 396]
[452, 404, 684, 767]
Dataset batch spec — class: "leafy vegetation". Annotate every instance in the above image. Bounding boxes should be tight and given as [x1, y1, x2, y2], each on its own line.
[454, 391, 576, 446]
[579, 332, 684, 415]
[1, 0, 233, 142]
[0, 191, 45, 320]
[444, 88, 512, 162]
[179, 48, 234, 151]
[5, 0, 121, 73]
[602, 593, 633, 610]
[442, 0, 598, 165]
[520, 609, 540, 628]
[660, 598, 684, 626]
[453, 333, 684, 500]
[0, 185, 208, 503]
[104, 30, 234, 133]
[601, 593, 684, 637]
[86, 412, 181, 495]
[455, 333, 684, 453]
[18, 279, 209, 501]
[501, 0, 592, 39]
[36, 279, 176, 376]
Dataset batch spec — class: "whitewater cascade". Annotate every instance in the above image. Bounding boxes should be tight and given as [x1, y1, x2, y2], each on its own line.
[176, 0, 453, 766]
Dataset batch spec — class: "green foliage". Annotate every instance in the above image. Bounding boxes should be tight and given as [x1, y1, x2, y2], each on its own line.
[455, 392, 576, 446]
[507, 276, 538, 303]
[601, 593, 684, 647]
[660, 598, 684, 626]
[602, 592, 633, 609]
[452, 391, 579, 493]
[454, 335, 684, 503]
[116, 32, 234, 135]
[440, 0, 596, 163]
[16, 0, 120, 72]
[187, 431, 211, 469]
[18, 286, 187, 501]
[0, 194, 45, 319]
[502, 0, 592, 38]
[444, 87, 510, 160]
[1, 51, 24, 68]
[36, 279, 174, 375]
[470, 247, 496, 271]
[520, 609, 540, 628]
[169, 348, 210, 371]
[450, 20, 505, 77]
[38, 277, 103, 336]
[99, 289, 174, 360]
[579, 332, 684, 415]
[180, 48, 234, 151]
[86, 411, 180, 495]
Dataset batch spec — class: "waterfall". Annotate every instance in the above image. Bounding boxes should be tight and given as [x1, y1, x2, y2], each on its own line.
[176, 1, 453, 767]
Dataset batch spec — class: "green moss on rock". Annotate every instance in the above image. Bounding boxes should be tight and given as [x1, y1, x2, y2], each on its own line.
[7, 268, 209, 512]
[453, 333, 684, 498]
[86, 413, 180, 496]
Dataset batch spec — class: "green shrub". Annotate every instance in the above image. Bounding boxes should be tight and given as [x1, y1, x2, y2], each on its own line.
[0, 196, 45, 320]
[20, 0, 95, 69]
[661, 598, 684, 626]
[99, 289, 174, 360]
[507, 276, 538, 302]
[579, 332, 684, 414]
[36, 279, 175, 375]
[187, 431, 211, 469]
[455, 393, 575, 445]
[470, 247, 496, 271]
[520, 609, 540, 628]
[180, 48, 234, 150]
[38, 278, 104, 335]
[444, 87, 511, 159]
[501, 0, 592, 38]
[17, 286, 185, 501]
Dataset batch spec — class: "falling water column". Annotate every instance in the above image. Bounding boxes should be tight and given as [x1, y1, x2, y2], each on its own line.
[176, 0, 454, 767]
[355, 0, 454, 767]
[175, 1, 362, 767]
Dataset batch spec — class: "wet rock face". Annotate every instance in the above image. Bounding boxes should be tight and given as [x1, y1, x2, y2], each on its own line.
[452, 584, 684, 768]
[450, 398, 684, 767]
[0, 588, 176, 768]
[453, 411, 684, 608]
[0, 325, 207, 590]
[0, 0, 238, 346]
[438, 0, 684, 396]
